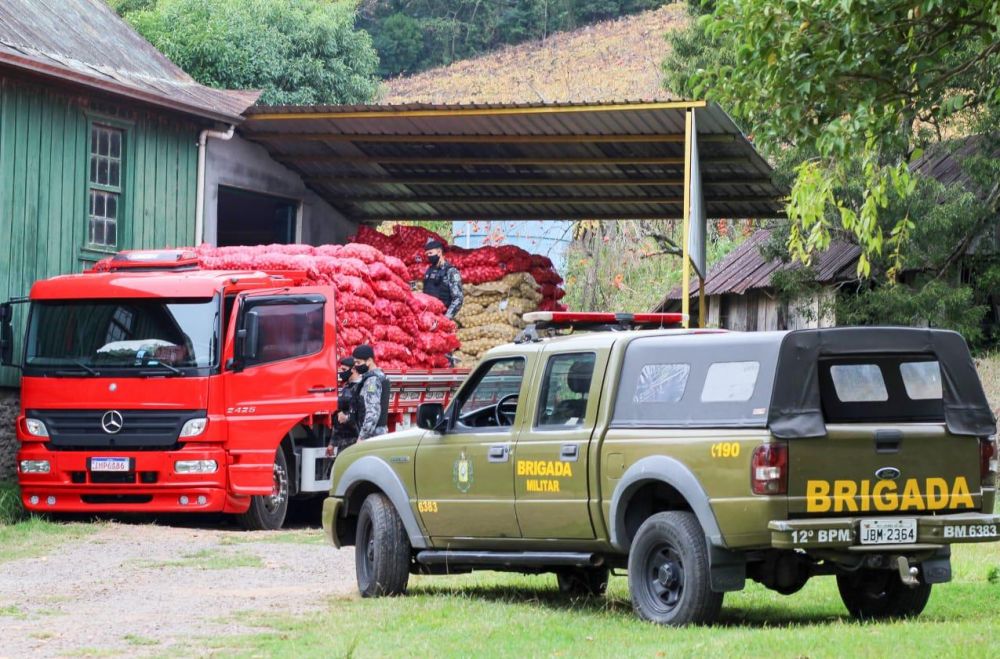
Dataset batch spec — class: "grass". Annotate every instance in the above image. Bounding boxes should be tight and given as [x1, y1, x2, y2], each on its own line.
[218, 529, 325, 546]
[123, 634, 160, 647]
[0, 516, 98, 564]
[193, 542, 1000, 658]
[131, 548, 263, 570]
[0, 604, 25, 618]
[0, 481, 25, 524]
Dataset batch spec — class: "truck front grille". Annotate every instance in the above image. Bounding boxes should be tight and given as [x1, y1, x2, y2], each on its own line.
[27, 409, 205, 451]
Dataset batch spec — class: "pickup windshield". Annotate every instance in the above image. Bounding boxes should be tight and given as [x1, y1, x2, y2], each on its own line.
[25, 298, 218, 376]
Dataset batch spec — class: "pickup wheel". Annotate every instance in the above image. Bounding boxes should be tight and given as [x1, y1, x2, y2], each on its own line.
[356, 493, 411, 597]
[837, 569, 932, 620]
[556, 566, 610, 597]
[628, 511, 722, 626]
[236, 449, 289, 531]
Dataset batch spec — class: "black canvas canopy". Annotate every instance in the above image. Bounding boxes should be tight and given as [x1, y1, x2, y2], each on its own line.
[769, 327, 997, 439]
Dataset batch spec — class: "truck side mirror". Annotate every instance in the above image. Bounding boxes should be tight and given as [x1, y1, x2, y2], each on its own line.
[232, 308, 260, 372]
[0, 302, 13, 366]
[417, 402, 444, 430]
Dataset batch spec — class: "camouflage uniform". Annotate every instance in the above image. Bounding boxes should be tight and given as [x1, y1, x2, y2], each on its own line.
[357, 368, 389, 439]
[423, 263, 464, 320]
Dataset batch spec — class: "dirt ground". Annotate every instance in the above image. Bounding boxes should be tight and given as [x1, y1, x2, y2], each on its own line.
[0, 520, 356, 657]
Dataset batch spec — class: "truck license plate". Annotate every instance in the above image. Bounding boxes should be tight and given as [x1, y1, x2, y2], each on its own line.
[859, 518, 916, 545]
[89, 457, 131, 472]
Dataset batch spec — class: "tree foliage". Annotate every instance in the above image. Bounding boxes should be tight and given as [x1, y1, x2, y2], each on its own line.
[117, 0, 380, 105]
[360, 0, 665, 77]
[687, 0, 1000, 272]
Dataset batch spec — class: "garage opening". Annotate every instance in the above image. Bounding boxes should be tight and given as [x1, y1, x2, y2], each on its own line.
[217, 186, 298, 247]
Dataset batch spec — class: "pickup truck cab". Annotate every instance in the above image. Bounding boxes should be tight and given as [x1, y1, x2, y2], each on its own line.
[323, 314, 998, 625]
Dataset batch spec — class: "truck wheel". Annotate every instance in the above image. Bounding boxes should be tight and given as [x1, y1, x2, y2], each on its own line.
[556, 566, 610, 597]
[355, 493, 411, 597]
[628, 511, 723, 626]
[236, 449, 289, 531]
[837, 569, 932, 620]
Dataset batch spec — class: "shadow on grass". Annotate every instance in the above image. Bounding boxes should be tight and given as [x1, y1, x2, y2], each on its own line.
[406, 581, 849, 628]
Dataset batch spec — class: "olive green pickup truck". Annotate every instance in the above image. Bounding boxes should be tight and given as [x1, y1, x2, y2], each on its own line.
[323, 323, 998, 625]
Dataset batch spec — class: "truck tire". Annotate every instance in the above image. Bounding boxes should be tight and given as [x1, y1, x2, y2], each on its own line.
[837, 569, 932, 620]
[236, 449, 289, 531]
[355, 493, 411, 597]
[628, 511, 723, 626]
[556, 567, 610, 597]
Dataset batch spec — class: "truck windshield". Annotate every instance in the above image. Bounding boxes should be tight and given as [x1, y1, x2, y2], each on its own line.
[24, 298, 219, 376]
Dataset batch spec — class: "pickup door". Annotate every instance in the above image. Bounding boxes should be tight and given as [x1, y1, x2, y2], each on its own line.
[787, 358, 983, 516]
[513, 348, 608, 539]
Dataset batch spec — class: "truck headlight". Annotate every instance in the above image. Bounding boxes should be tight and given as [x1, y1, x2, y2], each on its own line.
[179, 418, 208, 438]
[19, 459, 50, 473]
[24, 418, 49, 437]
[174, 459, 218, 474]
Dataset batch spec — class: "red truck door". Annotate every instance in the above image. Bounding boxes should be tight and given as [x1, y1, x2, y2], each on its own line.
[222, 288, 338, 496]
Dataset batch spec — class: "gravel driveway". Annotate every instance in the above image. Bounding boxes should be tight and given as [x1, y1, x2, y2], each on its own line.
[0, 521, 357, 657]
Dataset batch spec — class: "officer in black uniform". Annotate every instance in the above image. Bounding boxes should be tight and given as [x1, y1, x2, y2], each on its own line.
[352, 344, 391, 440]
[330, 357, 361, 455]
[422, 239, 464, 320]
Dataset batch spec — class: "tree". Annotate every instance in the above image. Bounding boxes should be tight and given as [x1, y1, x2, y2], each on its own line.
[373, 12, 424, 77]
[121, 0, 380, 105]
[689, 0, 1000, 274]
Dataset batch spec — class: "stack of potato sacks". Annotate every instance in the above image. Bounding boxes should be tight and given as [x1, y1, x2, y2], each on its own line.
[95, 243, 460, 369]
[354, 225, 567, 365]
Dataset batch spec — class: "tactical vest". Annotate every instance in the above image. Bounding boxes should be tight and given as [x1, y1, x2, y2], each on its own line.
[334, 381, 359, 439]
[423, 264, 455, 308]
[357, 370, 391, 428]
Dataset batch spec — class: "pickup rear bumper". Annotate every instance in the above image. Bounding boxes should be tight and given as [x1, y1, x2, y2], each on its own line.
[16, 444, 250, 514]
[769, 512, 1000, 550]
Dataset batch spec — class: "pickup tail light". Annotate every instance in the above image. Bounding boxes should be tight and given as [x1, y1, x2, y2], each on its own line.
[981, 435, 997, 487]
[751, 443, 788, 495]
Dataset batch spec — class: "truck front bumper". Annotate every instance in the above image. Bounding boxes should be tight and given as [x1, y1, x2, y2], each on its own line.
[769, 512, 1000, 550]
[16, 444, 247, 514]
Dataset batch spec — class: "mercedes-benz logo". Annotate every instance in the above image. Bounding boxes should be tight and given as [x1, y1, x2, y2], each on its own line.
[101, 410, 124, 434]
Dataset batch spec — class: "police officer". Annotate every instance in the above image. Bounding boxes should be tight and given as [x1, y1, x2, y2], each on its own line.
[330, 356, 361, 455]
[352, 344, 390, 440]
[422, 239, 463, 320]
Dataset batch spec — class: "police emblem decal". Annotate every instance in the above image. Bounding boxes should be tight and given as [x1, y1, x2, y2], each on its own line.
[453, 451, 473, 493]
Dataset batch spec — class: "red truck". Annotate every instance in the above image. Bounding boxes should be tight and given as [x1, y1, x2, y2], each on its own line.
[1, 250, 465, 530]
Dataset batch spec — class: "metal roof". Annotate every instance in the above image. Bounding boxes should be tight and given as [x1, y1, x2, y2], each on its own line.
[0, 0, 258, 123]
[657, 228, 860, 306]
[240, 101, 785, 223]
[911, 135, 1000, 198]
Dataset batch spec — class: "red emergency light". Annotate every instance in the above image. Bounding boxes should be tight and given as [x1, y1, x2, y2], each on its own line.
[522, 311, 688, 329]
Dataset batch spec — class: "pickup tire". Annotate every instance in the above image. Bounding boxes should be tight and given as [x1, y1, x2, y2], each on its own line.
[556, 567, 610, 597]
[628, 511, 722, 626]
[836, 569, 932, 620]
[355, 493, 411, 597]
[236, 448, 289, 531]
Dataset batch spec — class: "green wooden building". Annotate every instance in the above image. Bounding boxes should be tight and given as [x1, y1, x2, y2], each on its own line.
[0, 0, 257, 387]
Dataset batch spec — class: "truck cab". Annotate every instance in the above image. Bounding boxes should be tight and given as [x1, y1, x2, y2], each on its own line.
[324, 313, 998, 625]
[4, 250, 464, 529]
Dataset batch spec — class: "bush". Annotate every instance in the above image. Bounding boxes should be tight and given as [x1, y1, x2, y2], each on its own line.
[0, 482, 24, 525]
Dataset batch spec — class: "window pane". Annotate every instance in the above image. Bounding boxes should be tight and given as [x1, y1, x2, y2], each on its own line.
[830, 364, 888, 402]
[105, 220, 116, 247]
[701, 361, 760, 402]
[633, 363, 690, 403]
[536, 353, 595, 427]
[93, 191, 105, 217]
[106, 194, 117, 219]
[97, 158, 109, 185]
[89, 218, 105, 245]
[900, 361, 942, 400]
[110, 130, 121, 158]
[99, 129, 109, 156]
[245, 302, 324, 366]
[91, 128, 98, 154]
[460, 358, 525, 418]
[109, 160, 120, 187]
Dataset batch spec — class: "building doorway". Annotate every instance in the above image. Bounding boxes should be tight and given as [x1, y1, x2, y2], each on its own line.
[216, 186, 298, 246]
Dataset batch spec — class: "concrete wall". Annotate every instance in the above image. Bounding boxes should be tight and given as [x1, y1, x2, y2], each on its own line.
[203, 135, 358, 247]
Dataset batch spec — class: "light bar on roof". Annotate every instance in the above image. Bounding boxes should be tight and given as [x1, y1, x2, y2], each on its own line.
[523, 311, 688, 327]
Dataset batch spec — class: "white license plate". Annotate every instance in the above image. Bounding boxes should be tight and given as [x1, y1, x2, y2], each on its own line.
[859, 518, 917, 545]
[90, 457, 131, 472]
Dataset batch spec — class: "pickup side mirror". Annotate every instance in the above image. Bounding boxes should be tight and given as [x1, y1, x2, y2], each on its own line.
[0, 302, 14, 366]
[417, 402, 445, 431]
